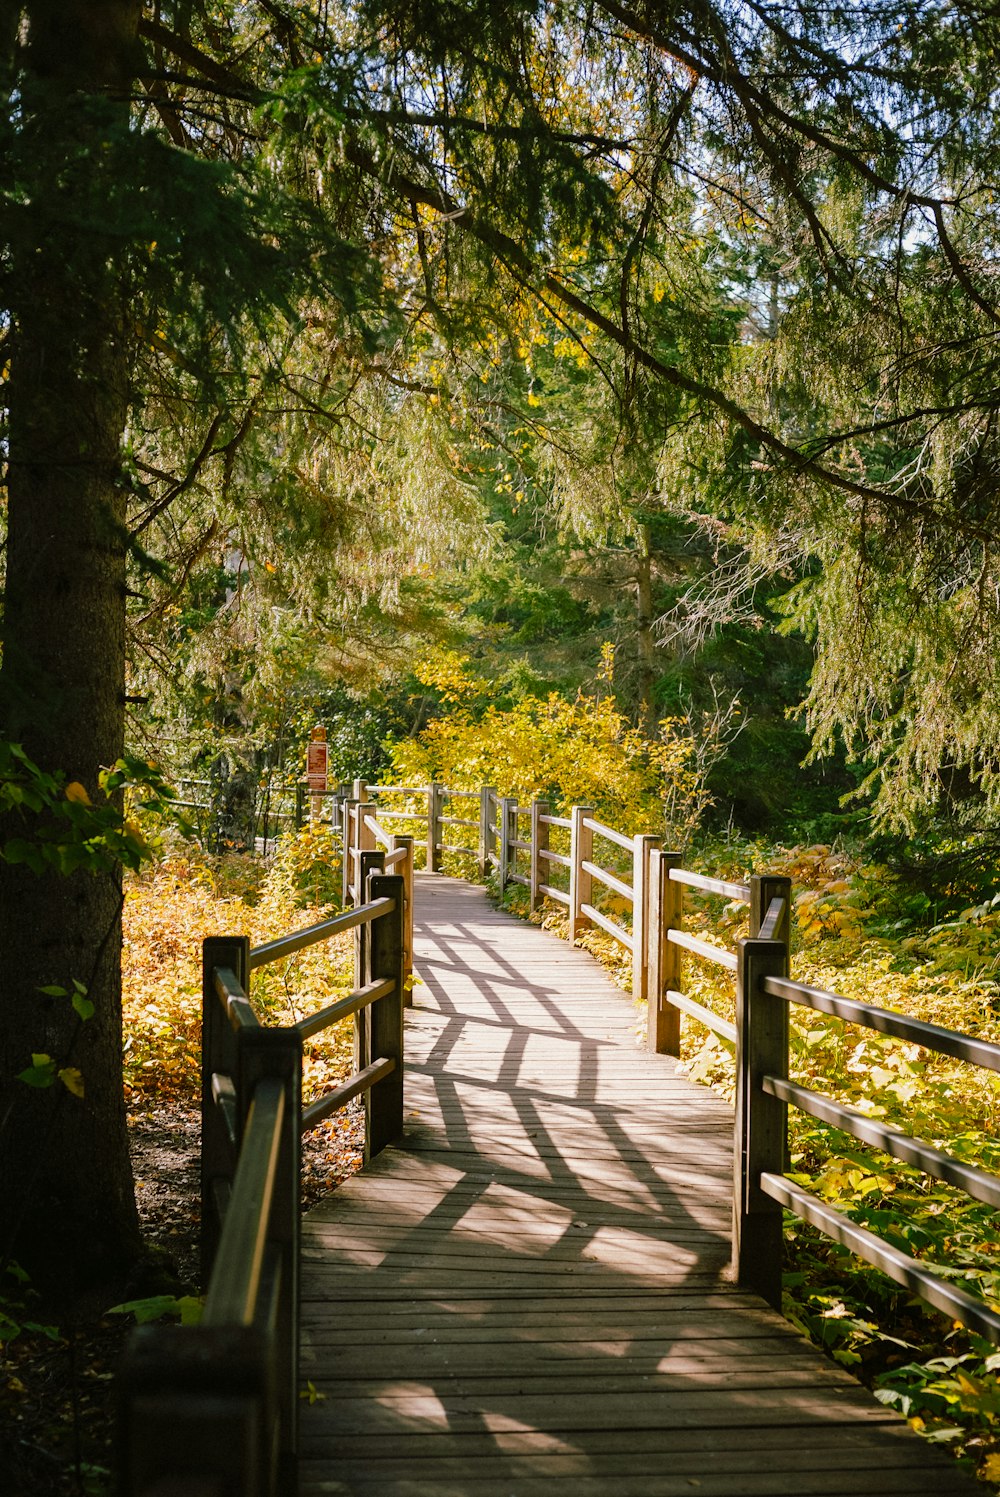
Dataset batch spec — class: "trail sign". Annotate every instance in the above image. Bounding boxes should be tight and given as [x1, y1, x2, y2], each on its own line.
[306, 726, 328, 791]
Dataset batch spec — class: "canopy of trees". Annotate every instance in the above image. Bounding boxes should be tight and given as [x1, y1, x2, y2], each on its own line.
[3, 1, 1000, 1285]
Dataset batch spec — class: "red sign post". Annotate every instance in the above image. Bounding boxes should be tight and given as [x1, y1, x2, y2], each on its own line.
[306, 726, 328, 817]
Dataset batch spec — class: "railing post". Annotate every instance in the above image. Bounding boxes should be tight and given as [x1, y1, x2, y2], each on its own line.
[295, 782, 305, 829]
[631, 832, 661, 1003]
[389, 833, 415, 998]
[366, 872, 405, 1161]
[358, 801, 377, 854]
[201, 934, 250, 1281]
[647, 851, 683, 1055]
[497, 796, 516, 891]
[750, 873, 792, 944]
[355, 849, 385, 1070]
[733, 934, 789, 1309]
[427, 781, 442, 872]
[479, 785, 496, 877]
[569, 805, 594, 941]
[120, 1324, 273, 1497]
[530, 799, 549, 912]
[341, 798, 357, 905]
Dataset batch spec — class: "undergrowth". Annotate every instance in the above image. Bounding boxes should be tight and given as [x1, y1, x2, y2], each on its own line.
[122, 825, 356, 1115]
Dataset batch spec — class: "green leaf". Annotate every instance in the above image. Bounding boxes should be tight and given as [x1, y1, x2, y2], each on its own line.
[106, 1294, 203, 1325]
[2, 839, 45, 871]
[37, 984, 68, 997]
[72, 991, 95, 1021]
[18, 1055, 57, 1088]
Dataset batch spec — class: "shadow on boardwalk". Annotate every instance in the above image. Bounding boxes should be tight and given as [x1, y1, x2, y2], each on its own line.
[300, 875, 974, 1496]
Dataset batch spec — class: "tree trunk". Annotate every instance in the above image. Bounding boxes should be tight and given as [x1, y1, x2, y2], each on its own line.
[635, 523, 657, 736]
[0, 1, 143, 1294]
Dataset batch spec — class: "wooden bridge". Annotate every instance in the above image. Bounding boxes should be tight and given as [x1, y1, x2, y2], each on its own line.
[297, 873, 974, 1496]
[122, 783, 1000, 1495]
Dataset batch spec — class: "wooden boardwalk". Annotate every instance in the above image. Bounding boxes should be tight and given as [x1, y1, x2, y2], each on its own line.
[300, 874, 974, 1495]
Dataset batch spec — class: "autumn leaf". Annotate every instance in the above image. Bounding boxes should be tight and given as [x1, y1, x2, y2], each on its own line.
[65, 781, 91, 805]
[58, 1067, 85, 1098]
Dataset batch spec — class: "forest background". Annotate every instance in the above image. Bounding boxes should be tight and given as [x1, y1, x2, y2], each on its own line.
[5, 0, 1000, 1490]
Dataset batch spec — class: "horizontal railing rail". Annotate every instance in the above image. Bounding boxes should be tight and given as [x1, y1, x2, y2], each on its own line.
[734, 954, 1000, 1338]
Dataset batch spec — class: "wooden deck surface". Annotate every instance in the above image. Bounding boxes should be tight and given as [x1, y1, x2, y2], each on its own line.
[300, 874, 973, 1495]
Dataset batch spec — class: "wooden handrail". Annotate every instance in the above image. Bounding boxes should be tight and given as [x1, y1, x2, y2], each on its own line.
[582, 814, 634, 853]
[764, 973, 1000, 1070]
[248, 899, 394, 969]
[120, 869, 407, 1497]
[203, 1076, 286, 1327]
[669, 866, 752, 901]
[761, 1173, 1000, 1344]
[667, 928, 738, 972]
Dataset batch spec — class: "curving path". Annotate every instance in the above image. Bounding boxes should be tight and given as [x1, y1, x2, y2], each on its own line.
[299, 873, 974, 1495]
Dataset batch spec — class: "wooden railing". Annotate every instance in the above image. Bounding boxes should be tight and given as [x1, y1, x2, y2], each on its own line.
[119, 872, 406, 1497]
[743, 941, 1000, 1333]
[347, 778, 1000, 1348]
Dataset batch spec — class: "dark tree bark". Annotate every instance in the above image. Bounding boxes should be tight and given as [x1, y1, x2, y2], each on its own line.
[634, 524, 656, 737]
[0, 1, 144, 1294]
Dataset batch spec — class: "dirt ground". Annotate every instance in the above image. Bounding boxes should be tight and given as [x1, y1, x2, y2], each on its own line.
[0, 1100, 364, 1496]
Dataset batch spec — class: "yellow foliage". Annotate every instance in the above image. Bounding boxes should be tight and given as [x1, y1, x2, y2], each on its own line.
[122, 843, 355, 1110]
[388, 677, 707, 840]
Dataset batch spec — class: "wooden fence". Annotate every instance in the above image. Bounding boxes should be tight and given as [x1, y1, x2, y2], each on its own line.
[351, 779, 1000, 1330]
[119, 871, 406, 1497]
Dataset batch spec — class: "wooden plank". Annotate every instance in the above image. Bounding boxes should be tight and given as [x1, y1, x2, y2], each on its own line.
[300, 874, 977, 1495]
[301, 1473, 975, 1497]
[301, 1419, 955, 1462]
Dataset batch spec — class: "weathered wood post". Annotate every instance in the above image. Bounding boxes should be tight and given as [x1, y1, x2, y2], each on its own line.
[200, 934, 250, 1280]
[631, 832, 661, 1003]
[426, 781, 442, 872]
[749, 873, 792, 944]
[479, 785, 496, 876]
[120, 1324, 273, 1497]
[389, 833, 415, 998]
[569, 805, 594, 942]
[530, 799, 549, 912]
[647, 851, 684, 1055]
[366, 871, 405, 1161]
[498, 796, 517, 891]
[341, 798, 358, 906]
[733, 927, 790, 1309]
[355, 849, 385, 1071]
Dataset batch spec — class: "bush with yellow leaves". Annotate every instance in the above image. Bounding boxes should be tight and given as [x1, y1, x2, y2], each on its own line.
[388, 645, 718, 844]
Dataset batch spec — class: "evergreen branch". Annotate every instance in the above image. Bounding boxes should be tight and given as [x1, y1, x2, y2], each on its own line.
[135, 520, 219, 626]
[129, 411, 226, 538]
[344, 143, 969, 534]
[344, 104, 633, 153]
[600, 1, 984, 219]
[137, 17, 259, 100]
